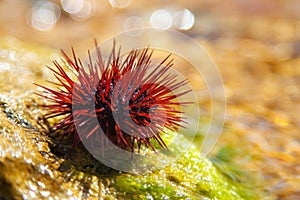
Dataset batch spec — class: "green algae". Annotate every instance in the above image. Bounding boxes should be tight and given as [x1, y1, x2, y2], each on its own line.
[0, 37, 260, 199]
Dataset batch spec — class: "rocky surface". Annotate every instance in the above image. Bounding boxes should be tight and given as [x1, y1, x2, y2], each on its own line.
[0, 37, 259, 199]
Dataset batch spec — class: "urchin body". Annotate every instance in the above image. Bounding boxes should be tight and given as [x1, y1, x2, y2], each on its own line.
[37, 41, 188, 152]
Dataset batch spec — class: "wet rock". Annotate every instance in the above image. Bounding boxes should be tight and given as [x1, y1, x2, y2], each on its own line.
[0, 37, 257, 199]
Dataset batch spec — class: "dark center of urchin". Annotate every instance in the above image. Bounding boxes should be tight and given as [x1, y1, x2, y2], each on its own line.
[94, 78, 153, 138]
[129, 87, 152, 126]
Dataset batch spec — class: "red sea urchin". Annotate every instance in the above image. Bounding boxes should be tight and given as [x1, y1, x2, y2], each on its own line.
[36, 40, 190, 153]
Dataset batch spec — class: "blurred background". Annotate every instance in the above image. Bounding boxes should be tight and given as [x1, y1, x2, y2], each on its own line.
[0, 0, 300, 199]
[1, 0, 299, 48]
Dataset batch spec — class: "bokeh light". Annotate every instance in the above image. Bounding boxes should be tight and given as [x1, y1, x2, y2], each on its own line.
[61, 0, 95, 21]
[173, 9, 195, 30]
[61, 0, 84, 14]
[150, 9, 172, 30]
[27, 0, 61, 31]
[70, 0, 94, 21]
[109, 0, 132, 9]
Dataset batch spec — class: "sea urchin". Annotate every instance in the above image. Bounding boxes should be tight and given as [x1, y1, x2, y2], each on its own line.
[36, 40, 190, 153]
